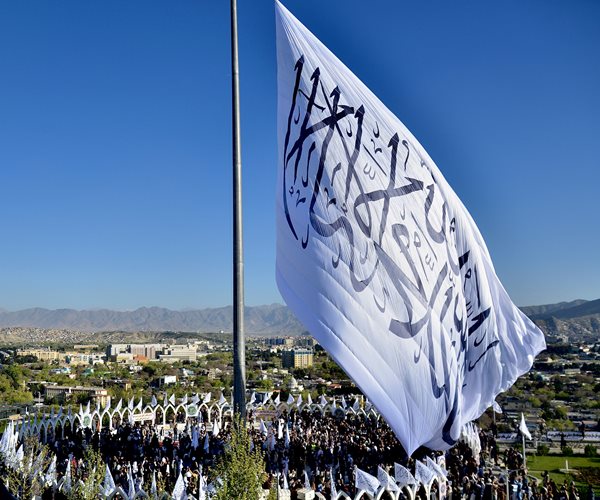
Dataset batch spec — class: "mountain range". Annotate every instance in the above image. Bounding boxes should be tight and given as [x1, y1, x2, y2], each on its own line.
[0, 298, 599, 340]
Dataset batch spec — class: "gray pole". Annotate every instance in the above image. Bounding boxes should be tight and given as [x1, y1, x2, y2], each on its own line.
[230, 0, 246, 421]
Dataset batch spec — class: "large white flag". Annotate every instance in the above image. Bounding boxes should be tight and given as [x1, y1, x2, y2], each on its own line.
[275, 0, 545, 454]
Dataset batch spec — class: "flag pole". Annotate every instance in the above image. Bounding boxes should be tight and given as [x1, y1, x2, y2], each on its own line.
[230, 0, 246, 421]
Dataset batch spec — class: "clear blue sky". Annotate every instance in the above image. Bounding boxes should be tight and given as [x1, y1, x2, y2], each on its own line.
[0, 1, 598, 311]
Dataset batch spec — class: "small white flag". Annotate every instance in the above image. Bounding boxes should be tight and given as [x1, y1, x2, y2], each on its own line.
[102, 464, 116, 495]
[172, 472, 188, 500]
[284, 422, 290, 448]
[297, 394, 303, 407]
[260, 419, 268, 436]
[394, 463, 417, 487]
[307, 393, 313, 405]
[493, 400, 503, 414]
[219, 393, 227, 406]
[212, 420, 220, 437]
[169, 394, 176, 406]
[304, 470, 311, 489]
[415, 461, 436, 486]
[286, 394, 294, 405]
[151, 471, 158, 499]
[204, 433, 210, 453]
[274, 393, 281, 405]
[426, 456, 447, 479]
[519, 413, 532, 440]
[151, 395, 158, 407]
[249, 392, 256, 405]
[353, 398, 360, 411]
[203, 392, 212, 404]
[355, 467, 380, 496]
[330, 468, 337, 498]
[378, 466, 399, 492]
[182, 394, 188, 405]
[319, 395, 327, 406]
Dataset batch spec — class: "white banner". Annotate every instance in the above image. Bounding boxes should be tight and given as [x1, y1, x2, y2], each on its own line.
[275, 0, 545, 454]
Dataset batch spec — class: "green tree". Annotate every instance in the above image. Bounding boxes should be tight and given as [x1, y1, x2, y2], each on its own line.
[69, 447, 106, 500]
[212, 418, 266, 500]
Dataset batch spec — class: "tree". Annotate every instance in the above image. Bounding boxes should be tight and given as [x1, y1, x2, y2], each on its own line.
[69, 447, 106, 500]
[1, 436, 54, 498]
[211, 417, 266, 500]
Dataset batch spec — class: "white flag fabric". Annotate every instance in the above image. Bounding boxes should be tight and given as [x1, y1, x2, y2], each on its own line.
[355, 467, 381, 496]
[519, 413, 532, 440]
[260, 419, 268, 436]
[203, 392, 212, 404]
[249, 392, 256, 405]
[169, 394, 176, 406]
[102, 464, 116, 496]
[426, 456, 447, 479]
[352, 398, 360, 412]
[275, 0, 545, 454]
[151, 471, 158, 500]
[274, 393, 281, 405]
[151, 395, 158, 407]
[284, 422, 290, 448]
[286, 394, 294, 405]
[415, 461, 436, 486]
[394, 463, 417, 487]
[378, 466, 399, 492]
[304, 470, 311, 489]
[307, 393, 313, 405]
[219, 393, 227, 406]
[63, 458, 72, 493]
[493, 401, 503, 414]
[330, 468, 338, 498]
[319, 395, 327, 406]
[172, 472, 188, 500]
[297, 394, 303, 407]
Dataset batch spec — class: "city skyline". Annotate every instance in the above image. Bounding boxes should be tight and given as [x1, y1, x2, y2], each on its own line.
[1, 0, 598, 311]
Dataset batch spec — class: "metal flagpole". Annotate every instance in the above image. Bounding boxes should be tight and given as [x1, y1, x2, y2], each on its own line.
[230, 0, 246, 421]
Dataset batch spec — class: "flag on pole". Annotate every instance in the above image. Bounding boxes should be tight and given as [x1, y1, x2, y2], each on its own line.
[203, 392, 212, 404]
[519, 413, 532, 440]
[415, 461, 436, 486]
[274, 0, 546, 454]
[378, 466, 399, 492]
[286, 394, 294, 405]
[355, 467, 380, 496]
[274, 393, 281, 405]
[151, 471, 158, 500]
[330, 468, 338, 498]
[172, 472, 188, 500]
[304, 470, 311, 489]
[426, 456, 447, 479]
[219, 393, 227, 406]
[151, 395, 158, 407]
[297, 394, 303, 407]
[101, 464, 116, 496]
[493, 401, 503, 414]
[307, 393, 313, 405]
[169, 394, 176, 406]
[394, 463, 417, 487]
[284, 422, 290, 448]
[319, 395, 327, 406]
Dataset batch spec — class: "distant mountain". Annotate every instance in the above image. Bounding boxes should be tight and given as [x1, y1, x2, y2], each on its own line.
[0, 304, 306, 336]
[520, 299, 589, 318]
[521, 298, 600, 342]
[1, 298, 599, 341]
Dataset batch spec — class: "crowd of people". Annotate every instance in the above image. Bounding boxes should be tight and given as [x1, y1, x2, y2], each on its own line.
[5, 405, 599, 499]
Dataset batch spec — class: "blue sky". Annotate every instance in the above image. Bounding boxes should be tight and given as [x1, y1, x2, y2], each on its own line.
[0, 1, 598, 311]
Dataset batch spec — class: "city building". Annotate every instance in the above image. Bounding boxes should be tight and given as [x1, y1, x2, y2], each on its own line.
[282, 349, 314, 369]
[157, 344, 198, 363]
[18, 348, 61, 362]
[43, 385, 109, 406]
